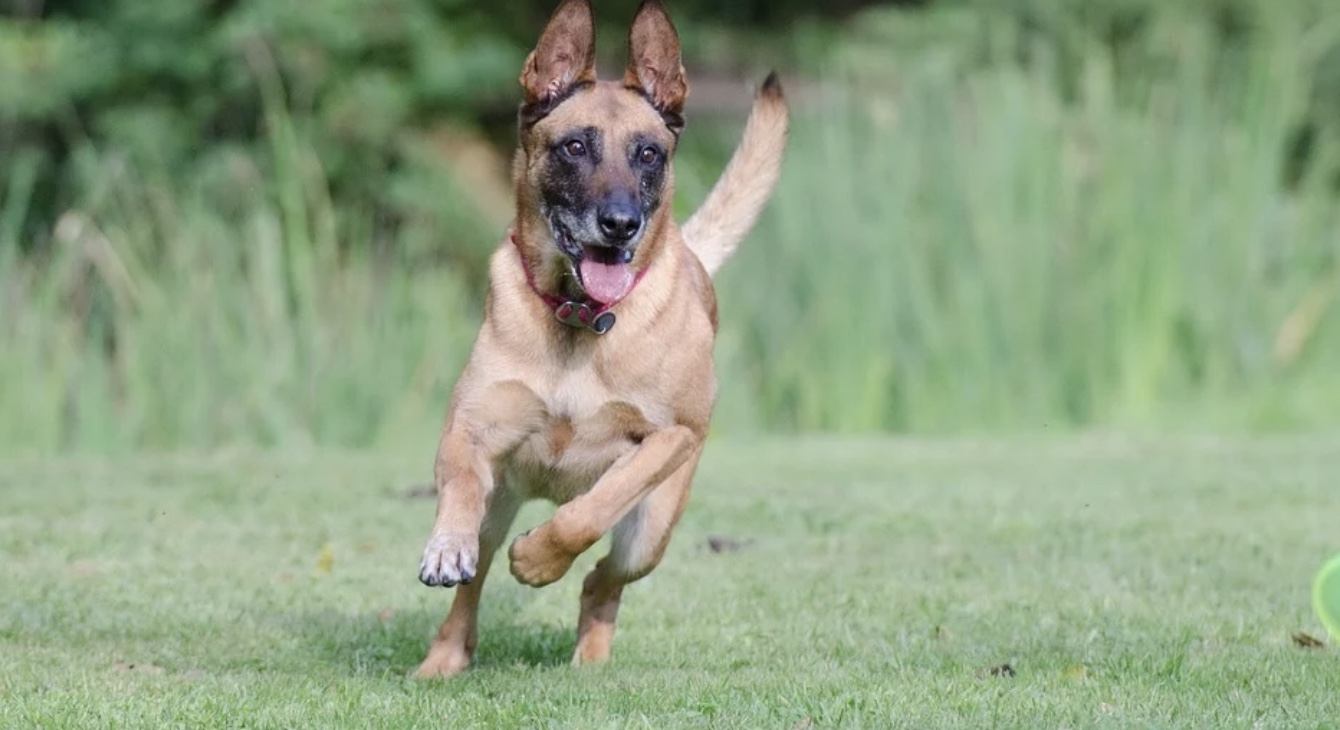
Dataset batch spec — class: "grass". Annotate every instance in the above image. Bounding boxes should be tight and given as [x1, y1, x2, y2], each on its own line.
[4, 5, 1340, 455]
[696, 8, 1340, 434]
[3, 436, 1339, 728]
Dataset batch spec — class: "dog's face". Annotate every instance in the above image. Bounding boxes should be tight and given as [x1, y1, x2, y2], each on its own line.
[515, 0, 688, 304]
[529, 89, 674, 273]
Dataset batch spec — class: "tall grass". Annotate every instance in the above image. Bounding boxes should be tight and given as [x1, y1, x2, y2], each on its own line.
[3, 7, 1340, 455]
[694, 8, 1340, 435]
[0, 67, 482, 456]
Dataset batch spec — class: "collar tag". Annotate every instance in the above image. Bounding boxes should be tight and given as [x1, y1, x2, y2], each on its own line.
[554, 301, 617, 334]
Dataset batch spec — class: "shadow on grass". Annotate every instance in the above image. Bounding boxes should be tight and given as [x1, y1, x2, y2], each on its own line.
[295, 607, 575, 676]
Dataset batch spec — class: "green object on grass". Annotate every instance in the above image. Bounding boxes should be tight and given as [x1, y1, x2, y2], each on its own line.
[1316, 553, 1340, 641]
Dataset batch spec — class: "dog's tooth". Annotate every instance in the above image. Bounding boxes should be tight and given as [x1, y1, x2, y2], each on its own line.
[620, 249, 634, 263]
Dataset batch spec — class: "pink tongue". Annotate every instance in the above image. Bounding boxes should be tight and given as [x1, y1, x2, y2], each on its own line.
[579, 259, 634, 304]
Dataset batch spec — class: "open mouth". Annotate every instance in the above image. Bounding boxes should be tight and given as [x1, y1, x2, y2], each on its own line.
[576, 244, 635, 305]
[551, 219, 636, 305]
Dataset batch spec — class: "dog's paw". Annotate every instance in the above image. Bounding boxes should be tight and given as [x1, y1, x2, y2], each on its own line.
[412, 645, 471, 680]
[419, 532, 479, 587]
[508, 527, 576, 587]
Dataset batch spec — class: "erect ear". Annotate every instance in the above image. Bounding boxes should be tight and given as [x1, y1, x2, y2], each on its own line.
[519, 0, 597, 107]
[623, 0, 688, 124]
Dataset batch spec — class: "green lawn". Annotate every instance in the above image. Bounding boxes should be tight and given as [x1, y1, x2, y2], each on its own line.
[2, 436, 1338, 729]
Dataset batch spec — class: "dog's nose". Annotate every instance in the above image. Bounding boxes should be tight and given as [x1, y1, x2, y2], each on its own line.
[596, 202, 642, 243]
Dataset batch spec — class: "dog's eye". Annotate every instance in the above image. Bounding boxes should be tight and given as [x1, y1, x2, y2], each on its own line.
[638, 146, 661, 165]
[564, 140, 586, 157]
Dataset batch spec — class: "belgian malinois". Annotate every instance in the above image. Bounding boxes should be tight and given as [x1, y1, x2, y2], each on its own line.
[414, 0, 788, 677]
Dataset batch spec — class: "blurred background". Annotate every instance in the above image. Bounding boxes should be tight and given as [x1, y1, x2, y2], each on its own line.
[2, 0, 1339, 456]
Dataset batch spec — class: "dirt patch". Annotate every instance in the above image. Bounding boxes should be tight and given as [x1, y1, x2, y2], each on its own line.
[401, 484, 436, 500]
[705, 535, 753, 554]
[979, 663, 1016, 678]
[1293, 632, 1325, 649]
[113, 662, 164, 675]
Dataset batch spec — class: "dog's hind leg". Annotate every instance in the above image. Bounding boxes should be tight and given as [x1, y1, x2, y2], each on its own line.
[571, 449, 700, 666]
[415, 483, 523, 678]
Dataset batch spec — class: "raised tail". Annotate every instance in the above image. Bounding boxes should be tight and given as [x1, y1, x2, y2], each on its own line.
[681, 72, 790, 278]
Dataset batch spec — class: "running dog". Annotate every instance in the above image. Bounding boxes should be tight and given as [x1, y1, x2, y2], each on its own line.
[414, 0, 789, 677]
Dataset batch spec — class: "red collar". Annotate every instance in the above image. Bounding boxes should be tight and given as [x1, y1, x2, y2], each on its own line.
[510, 231, 647, 335]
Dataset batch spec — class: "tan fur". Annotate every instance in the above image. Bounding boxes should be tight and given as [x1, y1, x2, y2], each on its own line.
[413, 0, 787, 679]
[681, 77, 790, 277]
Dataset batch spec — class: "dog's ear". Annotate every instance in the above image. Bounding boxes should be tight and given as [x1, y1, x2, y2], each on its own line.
[520, 0, 597, 107]
[623, 0, 688, 126]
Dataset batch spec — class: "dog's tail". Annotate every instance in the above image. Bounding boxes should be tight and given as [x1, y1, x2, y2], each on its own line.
[681, 72, 789, 278]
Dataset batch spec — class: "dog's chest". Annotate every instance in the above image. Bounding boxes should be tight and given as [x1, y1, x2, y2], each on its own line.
[506, 366, 667, 503]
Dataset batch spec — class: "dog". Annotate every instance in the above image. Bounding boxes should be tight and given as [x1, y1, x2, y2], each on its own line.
[413, 0, 788, 678]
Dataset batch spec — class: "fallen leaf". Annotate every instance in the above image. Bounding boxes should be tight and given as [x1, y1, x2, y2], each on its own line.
[792, 719, 813, 730]
[378, 607, 396, 623]
[315, 545, 335, 574]
[1293, 632, 1325, 649]
[706, 535, 752, 554]
[113, 662, 164, 675]
[1063, 664, 1089, 680]
[934, 624, 953, 641]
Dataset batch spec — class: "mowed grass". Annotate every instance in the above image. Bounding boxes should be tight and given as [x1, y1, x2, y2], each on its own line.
[2, 436, 1338, 729]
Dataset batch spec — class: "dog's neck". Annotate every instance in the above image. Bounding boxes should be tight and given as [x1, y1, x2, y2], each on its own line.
[510, 230, 648, 335]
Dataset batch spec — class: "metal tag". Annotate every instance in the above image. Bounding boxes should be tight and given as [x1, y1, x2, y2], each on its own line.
[554, 301, 617, 335]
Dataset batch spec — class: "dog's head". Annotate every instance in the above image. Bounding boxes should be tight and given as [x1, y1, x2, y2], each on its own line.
[514, 0, 687, 305]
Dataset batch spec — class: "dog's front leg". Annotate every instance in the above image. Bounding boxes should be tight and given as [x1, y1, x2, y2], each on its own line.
[413, 422, 502, 680]
[416, 381, 544, 679]
[508, 425, 698, 587]
[418, 377, 544, 584]
[419, 381, 544, 587]
[418, 426, 497, 589]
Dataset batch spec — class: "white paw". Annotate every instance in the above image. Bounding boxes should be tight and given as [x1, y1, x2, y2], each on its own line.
[418, 532, 479, 588]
